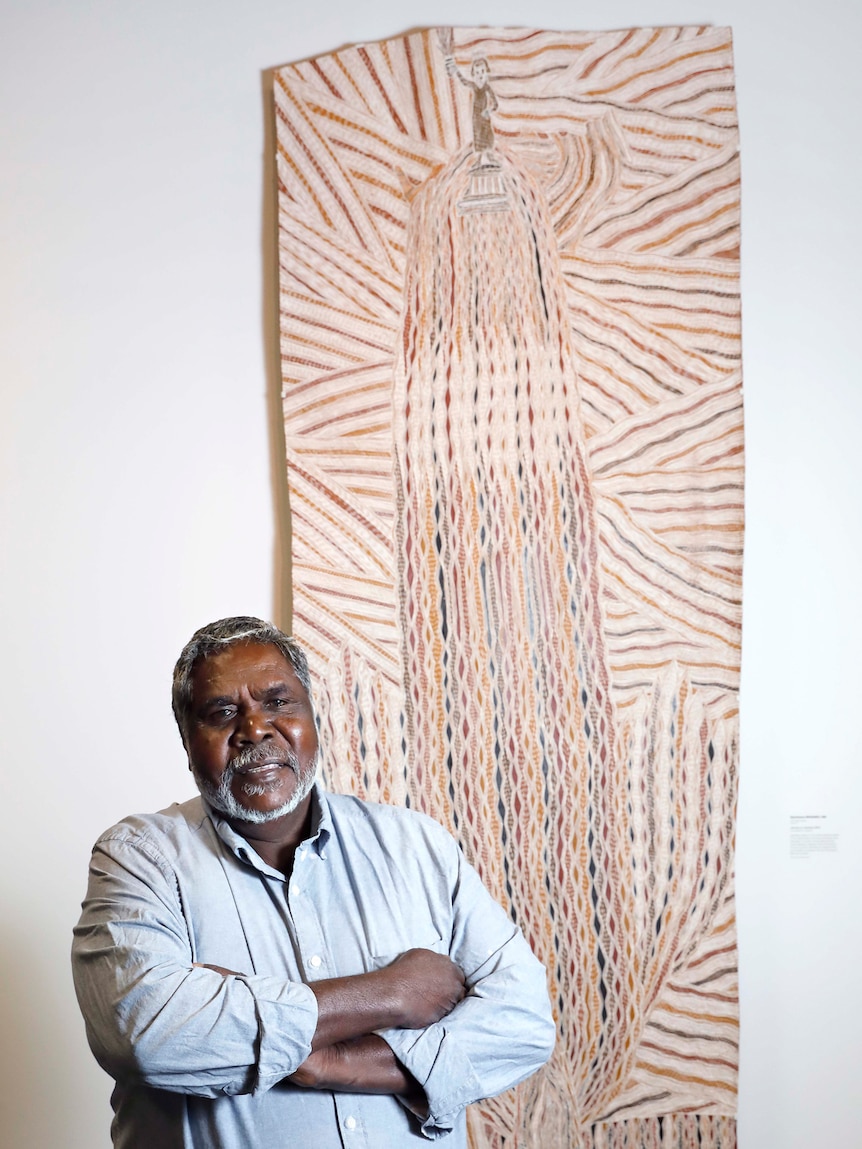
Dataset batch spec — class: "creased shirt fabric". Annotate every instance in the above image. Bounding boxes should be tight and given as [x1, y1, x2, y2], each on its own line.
[72, 783, 555, 1148]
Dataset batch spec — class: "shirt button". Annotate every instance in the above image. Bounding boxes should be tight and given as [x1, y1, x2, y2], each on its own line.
[290, 884, 300, 898]
[345, 1116, 357, 1130]
[309, 954, 322, 969]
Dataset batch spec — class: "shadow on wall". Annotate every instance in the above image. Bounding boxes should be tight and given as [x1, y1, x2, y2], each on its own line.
[261, 66, 293, 633]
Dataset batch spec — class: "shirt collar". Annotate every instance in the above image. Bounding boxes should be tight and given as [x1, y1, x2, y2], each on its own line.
[206, 781, 333, 875]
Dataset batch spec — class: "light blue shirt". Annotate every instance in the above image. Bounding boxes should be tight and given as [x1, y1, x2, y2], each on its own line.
[72, 784, 555, 1147]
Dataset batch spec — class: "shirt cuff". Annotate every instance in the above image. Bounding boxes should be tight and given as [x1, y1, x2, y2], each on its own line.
[379, 1025, 482, 1137]
[238, 975, 318, 1094]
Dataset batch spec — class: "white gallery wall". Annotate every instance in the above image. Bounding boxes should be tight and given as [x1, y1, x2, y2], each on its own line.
[1, 1, 859, 1145]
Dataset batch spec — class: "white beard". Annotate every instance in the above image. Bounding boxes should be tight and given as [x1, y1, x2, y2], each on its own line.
[193, 747, 319, 824]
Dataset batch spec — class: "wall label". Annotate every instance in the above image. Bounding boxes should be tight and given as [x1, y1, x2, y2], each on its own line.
[790, 815, 838, 859]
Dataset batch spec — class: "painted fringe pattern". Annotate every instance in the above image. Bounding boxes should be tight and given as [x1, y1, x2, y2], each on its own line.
[277, 25, 742, 1147]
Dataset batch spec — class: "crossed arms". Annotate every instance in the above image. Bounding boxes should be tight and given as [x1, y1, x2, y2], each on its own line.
[72, 807, 555, 1135]
[199, 947, 467, 1112]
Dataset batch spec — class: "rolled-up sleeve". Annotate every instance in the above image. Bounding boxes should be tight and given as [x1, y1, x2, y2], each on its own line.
[379, 837, 556, 1137]
[72, 833, 318, 1097]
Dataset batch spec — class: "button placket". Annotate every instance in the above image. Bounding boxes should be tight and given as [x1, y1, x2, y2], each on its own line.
[289, 841, 329, 981]
[333, 1102, 370, 1145]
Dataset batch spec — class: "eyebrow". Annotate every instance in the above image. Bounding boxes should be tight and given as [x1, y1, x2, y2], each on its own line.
[198, 682, 300, 705]
[198, 695, 236, 709]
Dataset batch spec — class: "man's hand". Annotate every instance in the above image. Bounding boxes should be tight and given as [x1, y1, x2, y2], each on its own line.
[192, 962, 242, 976]
[288, 1036, 403, 1091]
[377, 948, 466, 1029]
[287, 1035, 429, 1115]
[310, 947, 466, 1049]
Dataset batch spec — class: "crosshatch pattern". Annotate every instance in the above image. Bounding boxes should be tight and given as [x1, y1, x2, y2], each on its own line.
[277, 25, 742, 1148]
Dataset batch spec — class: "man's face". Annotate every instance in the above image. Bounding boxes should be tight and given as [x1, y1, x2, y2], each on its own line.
[185, 642, 319, 824]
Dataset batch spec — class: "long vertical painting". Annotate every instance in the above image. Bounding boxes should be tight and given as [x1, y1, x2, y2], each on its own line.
[276, 25, 742, 1149]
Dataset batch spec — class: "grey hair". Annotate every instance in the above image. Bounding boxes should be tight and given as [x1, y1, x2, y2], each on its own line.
[172, 616, 312, 741]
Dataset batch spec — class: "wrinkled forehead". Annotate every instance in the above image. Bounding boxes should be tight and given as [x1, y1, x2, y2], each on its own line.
[190, 640, 305, 700]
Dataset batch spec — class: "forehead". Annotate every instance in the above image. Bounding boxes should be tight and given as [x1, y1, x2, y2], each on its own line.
[190, 642, 305, 700]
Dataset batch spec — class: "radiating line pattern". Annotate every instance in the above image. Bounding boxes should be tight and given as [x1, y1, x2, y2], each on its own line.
[277, 25, 741, 1148]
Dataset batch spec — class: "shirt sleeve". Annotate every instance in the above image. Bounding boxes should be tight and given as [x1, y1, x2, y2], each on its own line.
[378, 833, 556, 1138]
[71, 831, 318, 1098]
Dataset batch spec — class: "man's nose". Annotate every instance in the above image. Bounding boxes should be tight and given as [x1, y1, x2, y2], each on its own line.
[237, 707, 271, 742]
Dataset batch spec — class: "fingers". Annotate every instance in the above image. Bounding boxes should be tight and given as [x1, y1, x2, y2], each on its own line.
[192, 962, 242, 976]
[385, 948, 466, 1028]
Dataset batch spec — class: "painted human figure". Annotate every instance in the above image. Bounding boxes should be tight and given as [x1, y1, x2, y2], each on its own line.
[446, 56, 498, 163]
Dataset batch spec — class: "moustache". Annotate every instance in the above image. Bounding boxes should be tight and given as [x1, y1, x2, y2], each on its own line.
[228, 742, 299, 773]
[225, 744, 300, 796]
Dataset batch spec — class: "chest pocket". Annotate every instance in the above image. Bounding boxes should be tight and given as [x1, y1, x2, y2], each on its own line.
[355, 865, 449, 964]
[366, 922, 445, 964]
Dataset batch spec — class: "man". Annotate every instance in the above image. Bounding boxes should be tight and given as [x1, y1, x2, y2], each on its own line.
[73, 616, 555, 1147]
